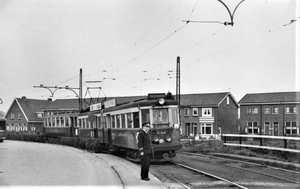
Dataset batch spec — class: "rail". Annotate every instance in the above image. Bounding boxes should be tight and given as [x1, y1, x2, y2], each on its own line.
[222, 134, 300, 153]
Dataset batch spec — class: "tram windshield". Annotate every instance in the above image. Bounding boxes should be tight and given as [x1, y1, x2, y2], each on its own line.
[153, 109, 169, 127]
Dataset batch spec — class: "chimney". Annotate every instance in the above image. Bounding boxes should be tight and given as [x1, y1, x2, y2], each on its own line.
[47, 98, 52, 102]
[22, 96, 26, 100]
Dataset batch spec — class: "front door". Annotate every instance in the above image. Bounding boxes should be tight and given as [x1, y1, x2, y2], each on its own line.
[272, 122, 279, 136]
[274, 126, 279, 136]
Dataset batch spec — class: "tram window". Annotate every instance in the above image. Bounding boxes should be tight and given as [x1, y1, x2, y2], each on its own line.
[112, 115, 116, 128]
[48, 118, 52, 127]
[121, 114, 126, 128]
[127, 113, 132, 128]
[103, 116, 107, 128]
[74, 117, 78, 127]
[82, 119, 85, 129]
[78, 119, 81, 128]
[116, 115, 120, 128]
[171, 109, 178, 124]
[141, 109, 150, 125]
[65, 117, 69, 127]
[61, 117, 64, 127]
[153, 109, 168, 124]
[97, 117, 101, 128]
[133, 112, 139, 128]
[56, 117, 60, 127]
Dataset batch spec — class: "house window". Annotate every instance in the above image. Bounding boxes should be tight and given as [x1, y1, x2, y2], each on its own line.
[186, 123, 191, 136]
[11, 113, 14, 120]
[201, 123, 212, 134]
[264, 107, 270, 114]
[286, 106, 297, 114]
[227, 96, 230, 105]
[192, 108, 198, 116]
[247, 107, 258, 114]
[285, 122, 298, 135]
[202, 108, 212, 117]
[272, 107, 279, 114]
[247, 121, 259, 134]
[18, 113, 22, 119]
[184, 108, 189, 116]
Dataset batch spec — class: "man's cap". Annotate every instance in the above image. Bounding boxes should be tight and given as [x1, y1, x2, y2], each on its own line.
[142, 122, 151, 127]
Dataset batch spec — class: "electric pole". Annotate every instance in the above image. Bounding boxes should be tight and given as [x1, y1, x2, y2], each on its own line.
[79, 68, 83, 112]
[176, 56, 181, 127]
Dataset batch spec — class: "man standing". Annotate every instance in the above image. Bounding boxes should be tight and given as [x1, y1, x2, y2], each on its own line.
[138, 122, 152, 181]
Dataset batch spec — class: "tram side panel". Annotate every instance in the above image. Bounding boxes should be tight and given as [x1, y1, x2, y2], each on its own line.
[111, 129, 139, 150]
[44, 127, 71, 137]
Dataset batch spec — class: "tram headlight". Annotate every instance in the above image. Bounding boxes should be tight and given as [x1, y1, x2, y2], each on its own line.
[154, 136, 159, 142]
[166, 136, 172, 142]
[158, 98, 165, 105]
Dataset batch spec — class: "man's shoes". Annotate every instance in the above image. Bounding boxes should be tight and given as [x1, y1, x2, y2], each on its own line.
[141, 178, 150, 181]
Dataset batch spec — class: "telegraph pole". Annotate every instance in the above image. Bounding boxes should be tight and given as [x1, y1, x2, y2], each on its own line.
[79, 68, 83, 112]
[176, 56, 181, 126]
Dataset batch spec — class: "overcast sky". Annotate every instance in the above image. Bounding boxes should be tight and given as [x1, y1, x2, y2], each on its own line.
[0, 0, 299, 112]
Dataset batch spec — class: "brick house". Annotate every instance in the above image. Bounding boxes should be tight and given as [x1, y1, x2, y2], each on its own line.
[239, 92, 300, 136]
[5, 96, 52, 134]
[180, 92, 239, 139]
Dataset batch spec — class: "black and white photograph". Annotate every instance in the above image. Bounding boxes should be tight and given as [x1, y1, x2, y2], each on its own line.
[0, 0, 299, 188]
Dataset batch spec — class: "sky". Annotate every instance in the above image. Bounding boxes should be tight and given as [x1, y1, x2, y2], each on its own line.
[0, 0, 299, 113]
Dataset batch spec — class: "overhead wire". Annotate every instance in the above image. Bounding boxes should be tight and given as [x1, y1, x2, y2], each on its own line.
[84, 0, 182, 79]
[182, 17, 299, 68]
[100, 0, 200, 91]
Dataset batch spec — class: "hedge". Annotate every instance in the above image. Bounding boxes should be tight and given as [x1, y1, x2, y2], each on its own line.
[5, 133, 103, 153]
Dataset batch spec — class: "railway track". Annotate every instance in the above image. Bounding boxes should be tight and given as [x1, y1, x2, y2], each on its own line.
[174, 162, 248, 189]
[179, 152, 300, 185]
[151, 162, 246, 189]
[162, 152, 299, 188]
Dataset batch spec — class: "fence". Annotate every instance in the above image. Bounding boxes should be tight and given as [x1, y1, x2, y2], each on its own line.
[222, 134, 300, 153]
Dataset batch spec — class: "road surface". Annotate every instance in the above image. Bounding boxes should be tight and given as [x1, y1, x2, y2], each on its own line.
[0, 140, 165, 188]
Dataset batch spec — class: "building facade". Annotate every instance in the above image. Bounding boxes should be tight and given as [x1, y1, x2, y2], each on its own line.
[180, 92, 239, 139]
[5, 96, 52, 134]
[239, 92, 300, 136]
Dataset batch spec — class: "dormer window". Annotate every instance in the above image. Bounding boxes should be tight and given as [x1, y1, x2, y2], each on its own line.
[36, 112, 43, 118]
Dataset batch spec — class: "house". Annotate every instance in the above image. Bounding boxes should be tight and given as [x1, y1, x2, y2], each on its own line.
[239, 92, 300, 136]
[5, 96, 52, 134]
[179, 92, 239, 139]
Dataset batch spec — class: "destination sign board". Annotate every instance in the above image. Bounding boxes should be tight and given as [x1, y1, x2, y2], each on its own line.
[90, 102, 102, 111]
[104, 99, 116, 108]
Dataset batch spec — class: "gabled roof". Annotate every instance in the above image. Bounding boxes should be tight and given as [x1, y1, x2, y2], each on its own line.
[180, 92, 238, 107]
[6, 97, 52, 122]
[43, 96, 146, 111]
[239, 92, 300, 105]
